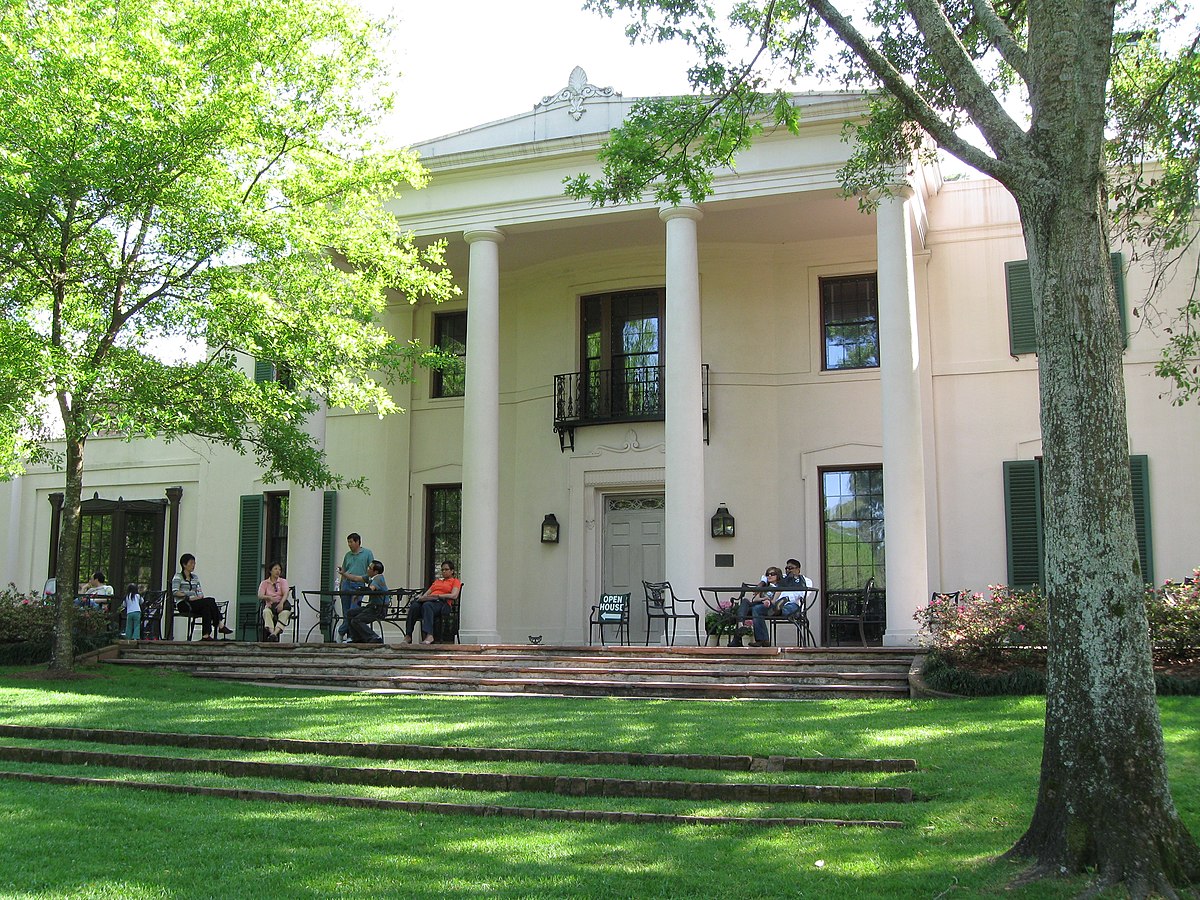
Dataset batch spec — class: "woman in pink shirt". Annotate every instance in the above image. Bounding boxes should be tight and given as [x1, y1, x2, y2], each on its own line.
[257, 562, 291, 642]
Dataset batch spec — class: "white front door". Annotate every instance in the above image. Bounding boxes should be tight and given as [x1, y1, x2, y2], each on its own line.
[602, 494, 665, 644]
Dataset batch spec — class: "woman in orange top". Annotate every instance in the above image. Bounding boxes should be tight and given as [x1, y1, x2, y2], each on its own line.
[405, 560, 462, 644]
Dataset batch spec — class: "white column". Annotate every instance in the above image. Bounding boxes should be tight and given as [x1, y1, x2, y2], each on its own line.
[3, 476, 22, 589]
[876, 189, 930, 645]
[660, 205, 705, 634]
[290, 404, 326, 642]
[461, 228, 504, 644]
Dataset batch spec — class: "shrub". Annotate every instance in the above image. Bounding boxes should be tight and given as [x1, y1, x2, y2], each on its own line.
[0, 583, 114, 664]
[1146, 571, 1200, 657]
[916, 574, 1200, 663]
[913, 584, 1046, 661]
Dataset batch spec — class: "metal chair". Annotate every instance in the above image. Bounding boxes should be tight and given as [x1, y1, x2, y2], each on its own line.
[177, 597, 230, 640]
[589, 593, 631, 646]
[824, 577, 875, 647]
[133, 590, 168, 640]
[768, 587, 820, 647]
[256, 586, 300, 642]
[641, 581, 701, 646]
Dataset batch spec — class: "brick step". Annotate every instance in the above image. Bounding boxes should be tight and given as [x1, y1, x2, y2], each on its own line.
[0, 744, 914, 803]
[0, 772, 905, 829]
[108, 656, 910, 683]
[194, 669, 911, 699]
[108, 642, 918, 699]
[0, 724, 918, 772]
[117, 642, 916, 668]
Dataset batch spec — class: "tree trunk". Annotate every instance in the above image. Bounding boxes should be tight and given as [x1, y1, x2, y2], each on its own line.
[48, 419, 86, 675]
[1003, 180, 1200, 895]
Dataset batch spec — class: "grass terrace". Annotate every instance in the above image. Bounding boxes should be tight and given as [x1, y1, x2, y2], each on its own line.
[0, 664, 1197, 898]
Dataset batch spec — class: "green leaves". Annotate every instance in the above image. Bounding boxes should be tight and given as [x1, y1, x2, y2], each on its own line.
[0, 0, 458, 485]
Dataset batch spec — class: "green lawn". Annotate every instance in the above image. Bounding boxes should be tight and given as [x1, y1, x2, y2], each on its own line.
[0, 664, 1196, 898]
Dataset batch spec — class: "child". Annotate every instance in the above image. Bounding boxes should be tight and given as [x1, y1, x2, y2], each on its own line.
[122, 583, 142, 640]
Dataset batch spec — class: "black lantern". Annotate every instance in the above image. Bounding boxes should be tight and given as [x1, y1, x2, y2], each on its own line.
[710, 504, 735, 538]
[540, 513, 560, 543]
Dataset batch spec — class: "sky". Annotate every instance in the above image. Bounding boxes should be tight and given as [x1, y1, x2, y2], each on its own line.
[372, 0, 707, 145]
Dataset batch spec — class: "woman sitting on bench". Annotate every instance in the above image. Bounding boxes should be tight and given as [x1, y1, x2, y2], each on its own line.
[405, 559, 461, 645]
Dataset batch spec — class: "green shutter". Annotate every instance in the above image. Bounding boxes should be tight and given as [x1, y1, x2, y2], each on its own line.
[1004, 455, 1151, 588]
[1004, 460, 1044, 587]
[321, 491, 337, 591]
[1111, 252, 1128, 348]
[1005, 260, 1036, 356]
[1007, 255, 1125, 355]
[254, 359, 275, 383]
[1129, 455, 1154, 585]
[237, 494, 265, 641]
[318, 491, 337, 643]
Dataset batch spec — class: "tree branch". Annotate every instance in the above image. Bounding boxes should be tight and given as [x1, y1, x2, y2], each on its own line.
[903, 0, 1030, 162]
[805, 0, 1018, 181]
[966, 0, 1029, 79]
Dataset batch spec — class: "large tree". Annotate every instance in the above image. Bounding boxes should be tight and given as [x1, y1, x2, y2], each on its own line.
[0, 0, 457, 672]
[570, 0, 1200, 894]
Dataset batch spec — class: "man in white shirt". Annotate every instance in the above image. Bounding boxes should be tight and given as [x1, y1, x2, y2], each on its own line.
[776, 559, 813, 618]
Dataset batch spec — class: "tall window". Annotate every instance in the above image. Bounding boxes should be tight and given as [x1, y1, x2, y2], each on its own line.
[581, 287, 665, 418]
[821, 274, 879, 370]
[432, 312, 467, 398]
[820, 466, 886, 590]
[264, 492, 289, 572]
[72, 498, 166, 592]
[425, 484, 462, 582]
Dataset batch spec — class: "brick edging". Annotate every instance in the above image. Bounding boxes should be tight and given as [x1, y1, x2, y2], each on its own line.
[0, 744, 915, 803]
[0, 724, 917, 773]
[0, 771, 904, 828]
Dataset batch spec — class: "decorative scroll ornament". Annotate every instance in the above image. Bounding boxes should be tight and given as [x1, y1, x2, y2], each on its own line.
[538, 66, 619, 121]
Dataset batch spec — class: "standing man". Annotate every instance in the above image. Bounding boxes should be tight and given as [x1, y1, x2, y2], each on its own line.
[336, 532, 374, 643]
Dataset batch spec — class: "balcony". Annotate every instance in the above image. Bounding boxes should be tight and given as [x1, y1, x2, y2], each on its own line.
[553, 365, 708, 451]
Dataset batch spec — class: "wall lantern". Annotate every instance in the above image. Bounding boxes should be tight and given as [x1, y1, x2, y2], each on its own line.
[710, 503, 735, 538]
[540, 513, 561, 544]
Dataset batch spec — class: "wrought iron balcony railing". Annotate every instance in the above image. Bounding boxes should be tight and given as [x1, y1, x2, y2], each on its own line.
[553, 364, 708, 451]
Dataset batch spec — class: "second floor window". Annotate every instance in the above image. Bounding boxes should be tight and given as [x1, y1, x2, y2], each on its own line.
[581, 287, 665, 418]
[432, 312, 467, 398]
[821, 274, 879, 370]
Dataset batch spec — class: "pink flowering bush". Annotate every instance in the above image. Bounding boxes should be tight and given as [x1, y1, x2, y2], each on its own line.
[0, 583, 111, 663]
[917, 572, 1200, 662]
[914, 585, 1047, 661]
[1147, 570, 1200, 657]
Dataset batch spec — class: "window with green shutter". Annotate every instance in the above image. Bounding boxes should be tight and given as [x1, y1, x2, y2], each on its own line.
[253, 358, 294, 389]
[321, 491, 337, 592]
[237, 494, 265, 641]
[1006, 253, 1127, 356]
[1003, 455, 1152, 586]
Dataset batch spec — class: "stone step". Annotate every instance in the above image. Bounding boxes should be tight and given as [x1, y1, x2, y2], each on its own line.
[109, 655, 911, 682]
[108, 641, 917, 699]
[117, 642, 915, 668]
[194, 669, 911, 699]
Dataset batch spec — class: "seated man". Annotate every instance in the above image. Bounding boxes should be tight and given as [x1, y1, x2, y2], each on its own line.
[776, 558, 814, 620]
[732, 566, 782, 648]
[405, 559, 461, 645]
[347, 561, 388, 644]
[77, 571, 114, 609]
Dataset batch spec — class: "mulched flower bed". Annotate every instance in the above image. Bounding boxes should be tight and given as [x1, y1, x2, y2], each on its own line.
[923, 649, 1200, 696]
